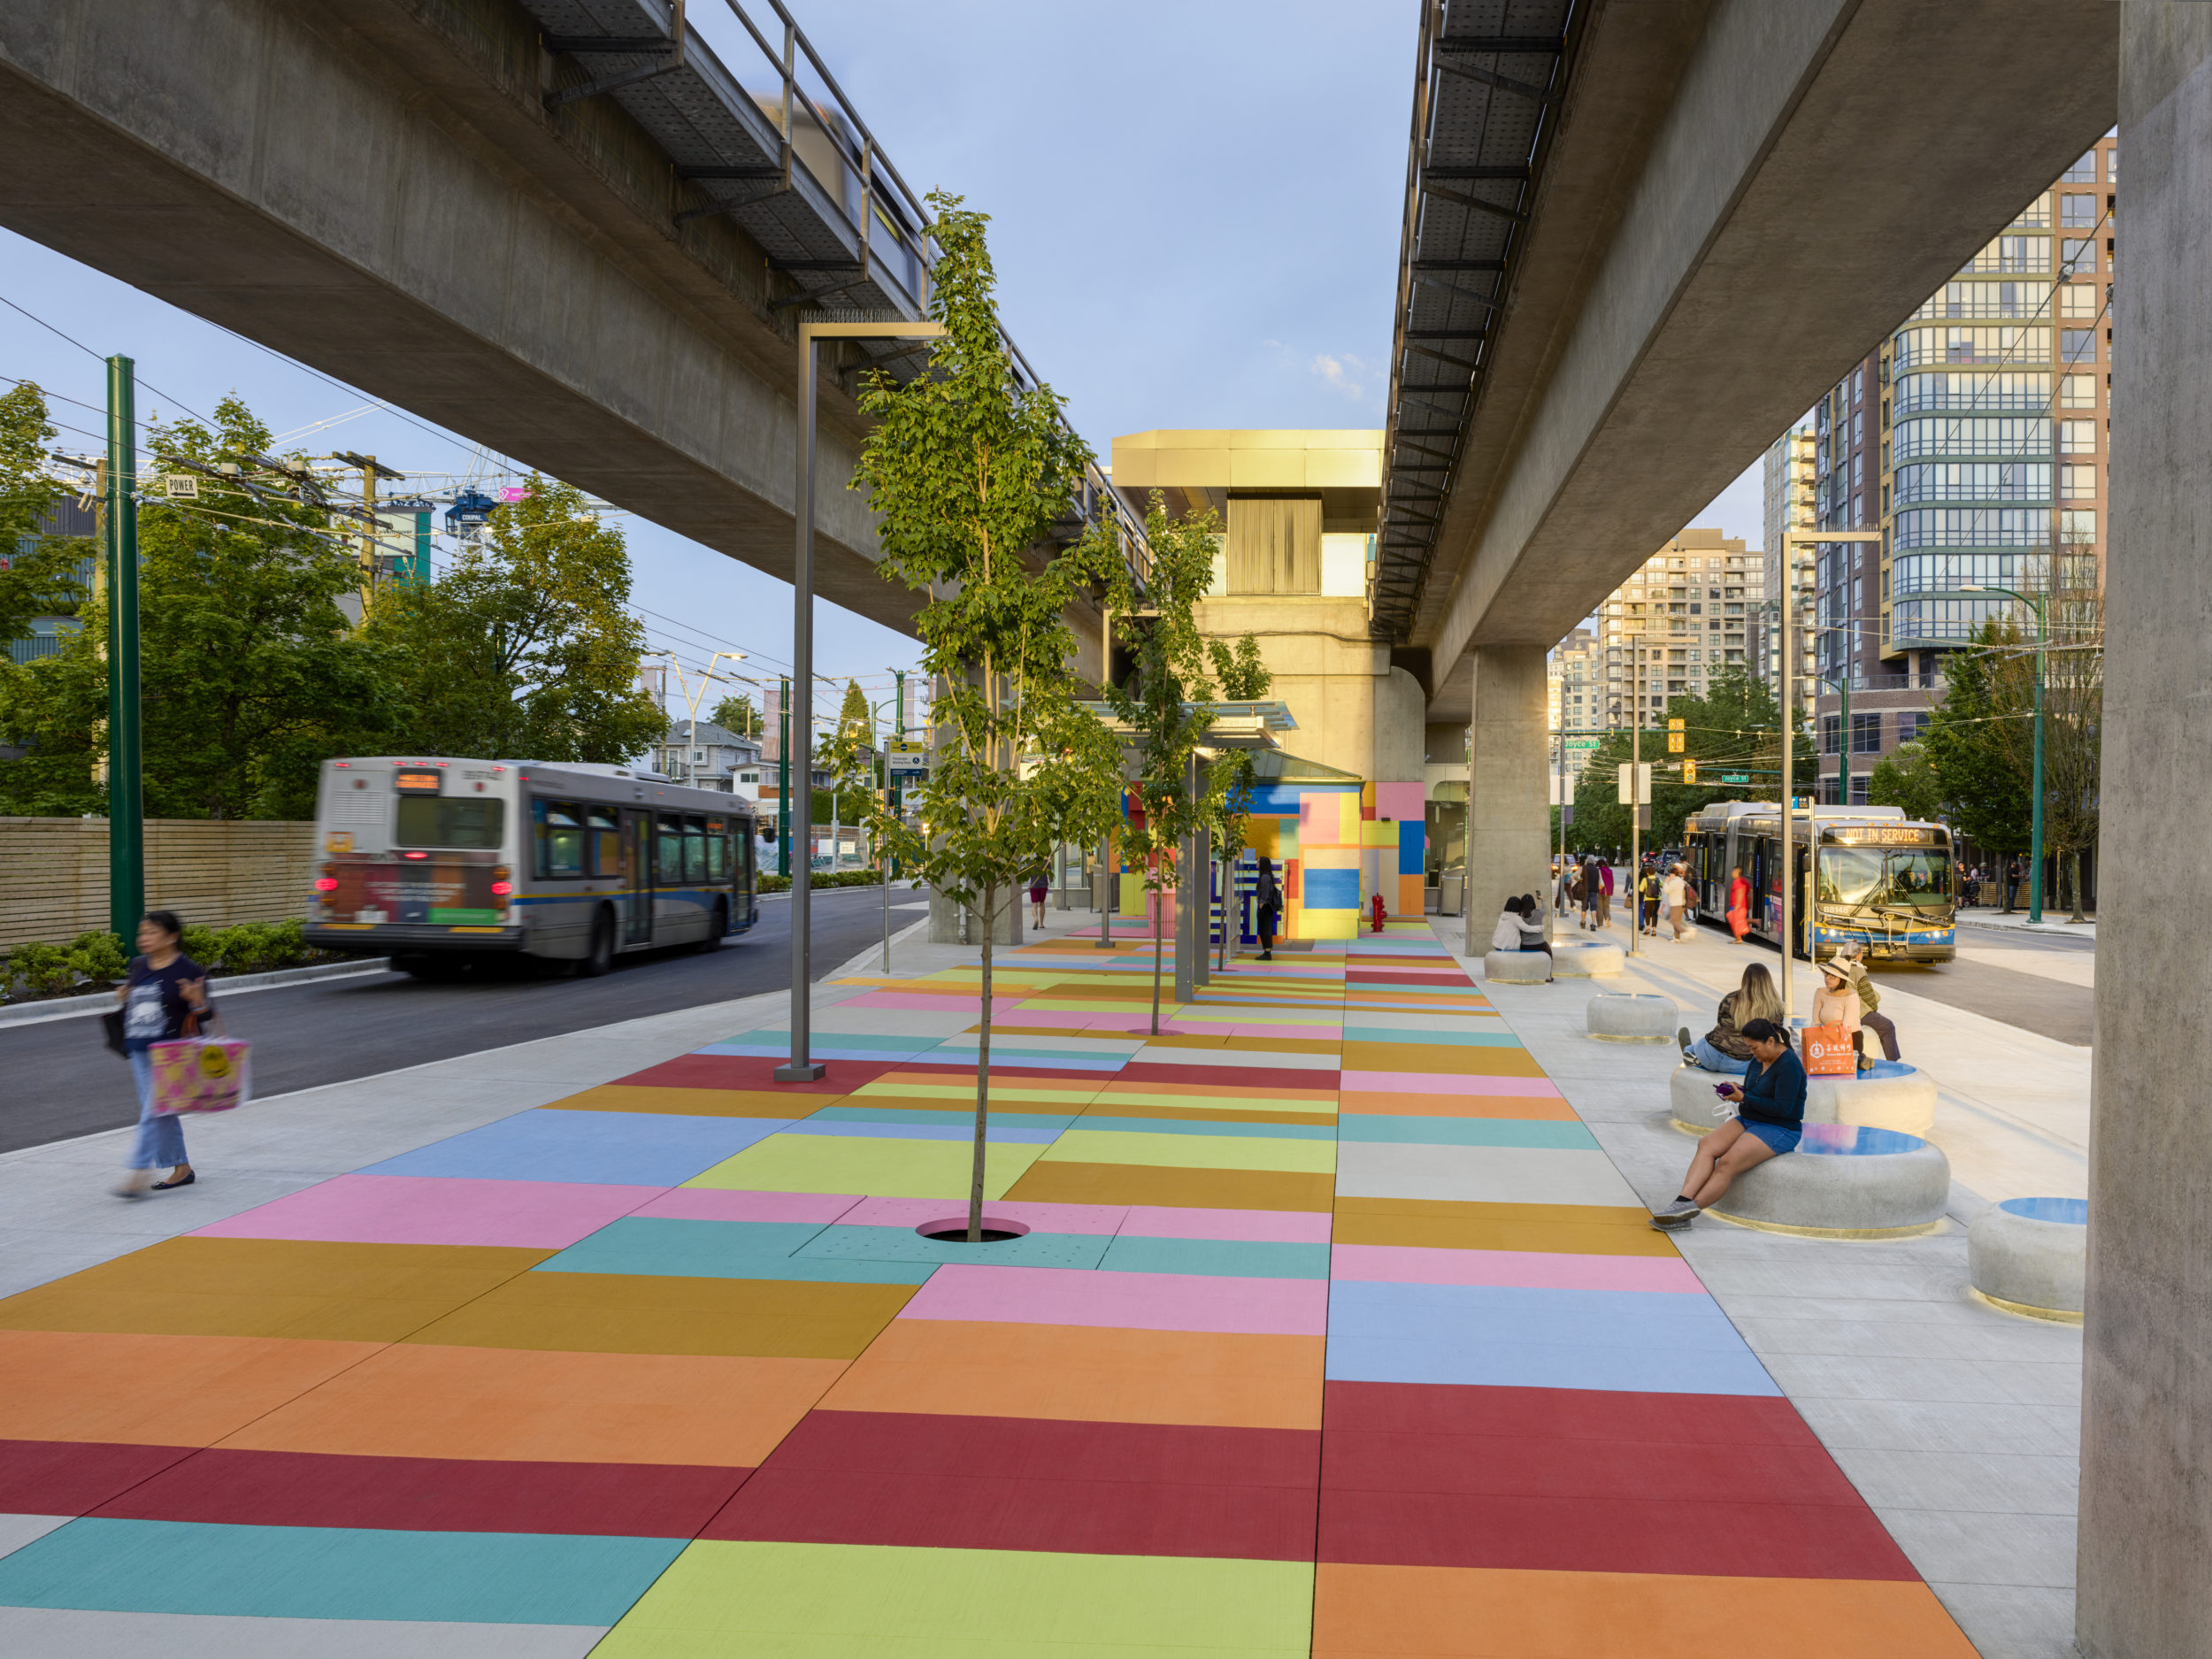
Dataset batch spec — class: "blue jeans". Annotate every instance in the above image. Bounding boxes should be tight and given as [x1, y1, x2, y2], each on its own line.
[1685, 1036, 1749, 1075]
[127, 1048, 188, 1171]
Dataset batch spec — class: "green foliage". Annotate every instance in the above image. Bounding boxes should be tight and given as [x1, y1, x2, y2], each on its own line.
[708, 693, 760, 738]
[848, 192, 1123, 1236]
[66, 929, 128, 985]
[1866, 740, 1945, 824]
[1921, 621, 2032, 855]
[758, 870, 891, 895]
[364, 475, 664, 765]
[5, 939, 80, 997]
[0, 396, 399, 818]
[2, 917, 318, 1002]
[0, 382, 89, 651]
[1208, 634, 1271, 701]
[1564, 668, 1813, 853]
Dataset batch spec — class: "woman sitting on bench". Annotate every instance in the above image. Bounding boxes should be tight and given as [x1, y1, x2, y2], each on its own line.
[1653, 1018, 1803, 1230]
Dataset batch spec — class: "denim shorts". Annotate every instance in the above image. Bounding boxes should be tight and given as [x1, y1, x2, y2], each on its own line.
[1740, 1119, 1801, 1156]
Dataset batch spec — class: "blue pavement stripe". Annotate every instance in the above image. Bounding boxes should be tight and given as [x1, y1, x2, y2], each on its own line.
[359, 1110, 788, 1187]
[795, 1224, 1111, 1271]
[780, 1119, 1063, 1144]
[1336, 1116, 1600, 1150]
[534, 1217, 934, 1285]
[1096, 1235, 1331, 1279]
[0, 1519, 683, 1624]
[1074, 1115, 1337, 1141]
[1323, 1282, 1778, 1395]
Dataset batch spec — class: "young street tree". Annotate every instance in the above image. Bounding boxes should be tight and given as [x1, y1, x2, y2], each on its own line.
[0, 383, 88, 654]
[708, 692, 760, 739]
[1103, 496, 1225, 1035]
[365, 475, 664, 765]
[849, 192, 1122, 1241]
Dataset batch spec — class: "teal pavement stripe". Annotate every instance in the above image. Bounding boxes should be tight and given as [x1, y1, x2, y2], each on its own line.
[533, 1217, 934, 1284]
[1097, 1235, 1332, 1279]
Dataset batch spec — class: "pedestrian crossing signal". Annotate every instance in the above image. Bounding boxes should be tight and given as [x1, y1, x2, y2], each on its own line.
[1666, 731, 1685, 753]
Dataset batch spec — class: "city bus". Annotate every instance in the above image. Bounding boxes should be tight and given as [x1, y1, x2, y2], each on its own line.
[1682, 801, 1955, 963]
[305, 757, 759, 977]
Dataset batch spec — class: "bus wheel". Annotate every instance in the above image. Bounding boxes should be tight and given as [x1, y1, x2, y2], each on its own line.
[695, 900, 728, 953]
[577, 910, 615, 978]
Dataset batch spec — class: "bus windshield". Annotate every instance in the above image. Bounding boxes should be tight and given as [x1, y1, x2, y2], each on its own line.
[1817, 847, 1951, 910]
[395, 797, 506, 849]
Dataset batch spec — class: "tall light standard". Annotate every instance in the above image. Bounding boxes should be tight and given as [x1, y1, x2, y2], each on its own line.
[777, 318, 946, 1083]
[1962, 582, 2047, 924]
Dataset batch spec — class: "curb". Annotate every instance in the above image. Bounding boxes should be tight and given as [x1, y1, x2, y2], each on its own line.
[0, 956, 394, 1030]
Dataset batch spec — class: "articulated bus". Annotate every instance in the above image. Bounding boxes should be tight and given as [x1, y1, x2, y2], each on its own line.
[1682, 801, 1956, 964]
[306, 757, 760, 977]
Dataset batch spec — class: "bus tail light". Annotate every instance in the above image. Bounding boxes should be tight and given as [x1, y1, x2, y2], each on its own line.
[316, 864, 338, 905]
[490, 880, 513, 896]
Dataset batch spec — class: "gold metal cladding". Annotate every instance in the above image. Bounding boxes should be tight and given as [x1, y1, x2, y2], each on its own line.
[1969, 1286, 2085, 1325]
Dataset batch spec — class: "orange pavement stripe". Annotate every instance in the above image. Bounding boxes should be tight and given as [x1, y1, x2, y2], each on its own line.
[0, 1237, 551, 1344]
[819, 1318, 1325, 1430]
[0, 1330, 380, 1447]
[1337, 1092, 1581, 1121]
[1005, 1161, 1335, 1212]
[1311, 1563, 1978, 1658]
[220, 1343, 843, 1467]
[403, 1271, 917, 1359]
[541, 1085, 813, 1118]
[1333, 1198, 1678, 1258]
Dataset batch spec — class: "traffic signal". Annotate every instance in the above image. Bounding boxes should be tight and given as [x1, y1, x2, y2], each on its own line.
[1682, 757, 1698, 785]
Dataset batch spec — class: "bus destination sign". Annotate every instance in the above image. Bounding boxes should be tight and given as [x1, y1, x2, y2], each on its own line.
[1826, 826, 1941, 846]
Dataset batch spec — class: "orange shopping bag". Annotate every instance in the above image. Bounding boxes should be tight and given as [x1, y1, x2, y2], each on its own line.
[1801, 1024, 1856, 1077]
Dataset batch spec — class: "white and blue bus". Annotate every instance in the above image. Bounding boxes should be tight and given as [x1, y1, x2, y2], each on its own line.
[1683, 801, 1955, 964]
[306, 757, 760, 977]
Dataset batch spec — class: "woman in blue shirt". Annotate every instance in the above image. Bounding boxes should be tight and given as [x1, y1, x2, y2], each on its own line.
[111, 910, 213, 1198]
[1652, 1018, 1803, 1230]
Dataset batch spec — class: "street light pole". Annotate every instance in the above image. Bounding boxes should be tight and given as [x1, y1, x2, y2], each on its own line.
[777, 319, 945, 1084]
[1964, 582, 2047, 924]
[1629, 632, 1641, 958]
[104, 356, 143, 945]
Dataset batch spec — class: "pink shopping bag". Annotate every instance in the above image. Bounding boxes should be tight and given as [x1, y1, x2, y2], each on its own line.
[149, 1037, 252, 1115]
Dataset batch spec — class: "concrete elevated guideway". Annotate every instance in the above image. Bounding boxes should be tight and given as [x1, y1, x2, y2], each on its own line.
[1379, 0, 2116, 920]
[0, 0, 1125, 647]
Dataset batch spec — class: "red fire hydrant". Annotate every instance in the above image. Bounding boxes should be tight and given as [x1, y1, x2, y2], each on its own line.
[1371, 893, 1387, 933]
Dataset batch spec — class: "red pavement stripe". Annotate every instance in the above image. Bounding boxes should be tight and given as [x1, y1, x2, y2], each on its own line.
[84, 1447, 752, 1537]
[702, 1409, 1319, 1560]
[614, 1055, 894, 1094]
[0, 1440, 196, 1516]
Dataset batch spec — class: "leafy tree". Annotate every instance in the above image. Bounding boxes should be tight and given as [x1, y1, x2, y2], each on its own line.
[708, 692, 759, 738]
[1208, 634, 1270, 702]
[1202, 632, 1272, 957]
[835, 678, 873, 746]
[0, 383, 88, 652]
[1920, 620, 2032, 879]
[0, 396, 398, 818]
[365, 475, 663, 765]
[1105, 497, 1226, 1033]
[1866, 740, 1945, 824]
[849, 192, 1123, 1240]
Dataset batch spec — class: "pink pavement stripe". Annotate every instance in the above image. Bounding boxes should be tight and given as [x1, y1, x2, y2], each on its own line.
[838, 1195, 1129, 1235]
[1329, 1242, 1708, 1294]
[191, 1173, 664, 1249]
[1339, 1069, 1563, 1097]
[634, 1189, 864, 1225]
[899, 1263, 1329, 1335]
[1121, 1205, 1333, 1244]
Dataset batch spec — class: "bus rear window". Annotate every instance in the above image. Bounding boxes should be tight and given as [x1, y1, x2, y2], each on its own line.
[396, 797, 505, 849]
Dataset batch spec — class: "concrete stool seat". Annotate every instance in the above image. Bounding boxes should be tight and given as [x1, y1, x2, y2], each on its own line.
[1670, 1059, 1937, 1137]
[1707, 1123, 1950, 1240]
[1551, 940, 1625, 978]
[1587, 993, 1677, 1042]
[1483, 950, 1550, 984]
[1969, 1196, 2087, 1323]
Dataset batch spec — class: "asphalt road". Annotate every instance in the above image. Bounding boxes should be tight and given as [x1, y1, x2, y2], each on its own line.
[1869, 918, 2095, 1048]
[0, 885, 923, 1156]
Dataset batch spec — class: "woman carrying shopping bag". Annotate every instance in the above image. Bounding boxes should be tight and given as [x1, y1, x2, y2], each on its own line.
[1725, 864, 1753, 942]
[111, 910, 213, 1198]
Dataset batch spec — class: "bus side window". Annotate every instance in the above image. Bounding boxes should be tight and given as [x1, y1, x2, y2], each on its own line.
[657, 813, 684, 883]
[684, 815, 709, 883]
[538, 801, 584, 878]
[587, 807, 622, 877]
[704, 818, 727, 882]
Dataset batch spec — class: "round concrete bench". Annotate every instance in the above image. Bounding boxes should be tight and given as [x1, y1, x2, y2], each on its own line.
[1706, 1123, 1950, 1240]
[1483, 950, 1550, 984]
[1552, 940, 1624, 978]
[1969, 1196, 2086, 1322]
[1669, 1058, 1937, 1137]
[1587, 993, 1676, 1042]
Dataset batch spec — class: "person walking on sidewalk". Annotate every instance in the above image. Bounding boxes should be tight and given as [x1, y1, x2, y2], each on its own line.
[1653, 1018, 1804, 1229]
[1725, 865, 1752, 942]
[1835, 943, 1901, 1061]
[1028, 871, 1050, 930]
[1638, 863, 1663, 936]
[1662, 863, 1693, 941]
[111, 910, 212, 1199]
[1594, 858, 1614, 931]
[1255, 856, 1281, 961]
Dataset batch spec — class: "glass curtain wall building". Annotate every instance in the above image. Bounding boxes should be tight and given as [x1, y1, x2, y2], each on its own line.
[1805, 134, 2114, 804]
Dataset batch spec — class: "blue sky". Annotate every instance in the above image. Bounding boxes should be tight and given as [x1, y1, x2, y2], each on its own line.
[0, 0, 1757, 719]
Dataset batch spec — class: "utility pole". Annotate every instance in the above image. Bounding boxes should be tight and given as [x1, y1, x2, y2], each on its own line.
[777, 675, 791, 879]
[1628, 632, 1641, 957]
[104, 356, 143, 944]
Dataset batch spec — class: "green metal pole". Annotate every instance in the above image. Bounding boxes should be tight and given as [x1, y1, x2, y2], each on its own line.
[777, 674, 791, 879]
[104, 356, 143, 945]
[1838, 657, 1850, 810]
[2029, 600, 2046, 924]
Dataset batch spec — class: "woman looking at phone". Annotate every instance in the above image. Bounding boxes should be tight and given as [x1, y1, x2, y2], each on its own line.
[1651, 1018, 1802, 1230]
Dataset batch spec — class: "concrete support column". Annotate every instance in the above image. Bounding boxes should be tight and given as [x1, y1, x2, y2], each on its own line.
[1462, 644, 1552, 956]
[2080, 12, 2212, 1657]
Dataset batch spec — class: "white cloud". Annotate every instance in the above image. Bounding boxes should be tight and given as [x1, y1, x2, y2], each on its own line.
[1310, 351, 1374, 401]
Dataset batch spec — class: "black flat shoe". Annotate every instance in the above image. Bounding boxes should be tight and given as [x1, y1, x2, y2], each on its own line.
[151, 1171, 196, 1190]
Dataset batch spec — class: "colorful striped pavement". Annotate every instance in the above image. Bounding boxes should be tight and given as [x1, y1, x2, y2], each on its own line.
[0, 919, 1979, 1655]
